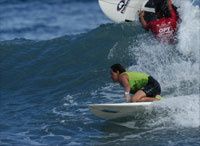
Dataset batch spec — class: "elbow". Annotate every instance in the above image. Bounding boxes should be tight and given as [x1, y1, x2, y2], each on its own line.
[142, 25, 148, 31]
[142, 22, 148, 29]
[143, 24, 147, 29]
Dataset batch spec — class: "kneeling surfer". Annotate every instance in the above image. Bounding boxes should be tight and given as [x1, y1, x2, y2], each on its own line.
[110, 64, 163, 102]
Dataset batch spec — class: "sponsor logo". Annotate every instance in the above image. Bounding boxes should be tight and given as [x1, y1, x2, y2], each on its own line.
[117, 0, 130, 14]
[158, 23, 173, 34]
[159, 27, 171, 33]
[159, 27, 174, 36]
[117, 0, 125, 11]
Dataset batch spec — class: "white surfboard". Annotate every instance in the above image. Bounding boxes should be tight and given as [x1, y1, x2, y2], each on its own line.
[98, 0, 155, 23]
[89, 102, 152, 120]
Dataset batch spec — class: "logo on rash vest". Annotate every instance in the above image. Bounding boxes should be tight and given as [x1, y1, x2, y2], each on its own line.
[158, 22, 174, 34]
[117, 0, 130, 14]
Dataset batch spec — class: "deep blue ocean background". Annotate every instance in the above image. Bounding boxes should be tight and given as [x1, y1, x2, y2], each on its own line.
[0, 0, 200, 145]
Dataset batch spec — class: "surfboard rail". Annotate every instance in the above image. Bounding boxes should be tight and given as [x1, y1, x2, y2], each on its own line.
[89, 102, 152, 120]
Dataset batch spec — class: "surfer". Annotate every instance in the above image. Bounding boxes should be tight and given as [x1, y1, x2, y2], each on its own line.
[110, 64, 162, 102]
[138, 0, 177, 43]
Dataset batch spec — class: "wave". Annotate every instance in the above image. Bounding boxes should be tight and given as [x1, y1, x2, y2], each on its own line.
[0, 0, 95, 4]
[0, 0, 109, 41]
[0, 1, 199, 132]
[0, 22, 143, 94]
[1, 10, 199, 95]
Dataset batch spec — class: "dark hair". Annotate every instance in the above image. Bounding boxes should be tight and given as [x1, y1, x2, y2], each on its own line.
[155, 2, 180, 22]
[110, 64, 126, 74]
[155, 2, 170, 18]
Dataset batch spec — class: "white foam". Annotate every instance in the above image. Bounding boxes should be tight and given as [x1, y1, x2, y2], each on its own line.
[177, 0, 200, 55]
[67, 142, 81, 146]
[91, 83, 125, 103]
[105, 0, 200, 129]
[41, 132, 71, 140]
[112, 95, 199, 129]
[147, 94, 200, 128]
[126, 0, 200, 97]
[108, 42, 119, 60]
[63, 95, 78, 106]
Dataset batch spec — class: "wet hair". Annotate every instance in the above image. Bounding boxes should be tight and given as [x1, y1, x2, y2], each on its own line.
[155, 2, 180, 22]
[155, 2, 170, 18]
[110, 64, 126, 74]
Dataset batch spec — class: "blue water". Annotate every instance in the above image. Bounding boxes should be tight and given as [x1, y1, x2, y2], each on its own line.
[0, 0, 200, 145]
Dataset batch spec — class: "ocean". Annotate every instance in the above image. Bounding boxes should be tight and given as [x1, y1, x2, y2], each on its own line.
[0, 0, 200, 145]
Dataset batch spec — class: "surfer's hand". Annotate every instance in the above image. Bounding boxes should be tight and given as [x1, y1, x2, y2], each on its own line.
[167, 0, 173, 10]
[167, 0, 172, 6]
[138, 10, 144, 17]
[123, 94, 130, 102]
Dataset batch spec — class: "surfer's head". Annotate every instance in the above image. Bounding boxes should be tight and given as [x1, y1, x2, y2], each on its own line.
[111, 64, 126, 74]
[110, 64, 126, 82]
[155, 2, 169, 19]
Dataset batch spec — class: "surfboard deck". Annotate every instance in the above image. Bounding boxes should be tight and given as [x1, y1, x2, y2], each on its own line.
[98, 0, 179, 24]
[98, 0, 155, 23]
[89, 102, 152, 120]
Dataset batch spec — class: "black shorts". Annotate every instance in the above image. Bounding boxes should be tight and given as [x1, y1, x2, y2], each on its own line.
[141, 76, 161, 97]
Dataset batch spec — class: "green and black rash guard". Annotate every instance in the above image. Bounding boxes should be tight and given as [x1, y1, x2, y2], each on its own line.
[120, 72, 149, 93]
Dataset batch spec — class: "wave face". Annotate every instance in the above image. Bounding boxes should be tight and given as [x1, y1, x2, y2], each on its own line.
[0, 0, 110, 41]
[0, 0, 199, 145]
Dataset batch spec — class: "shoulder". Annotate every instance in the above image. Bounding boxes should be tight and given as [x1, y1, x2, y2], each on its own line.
[119, 73, 129, 85]
[148, 20, 157, 25]
[119, 73, 129, 81]
[150, 19, 166, 26]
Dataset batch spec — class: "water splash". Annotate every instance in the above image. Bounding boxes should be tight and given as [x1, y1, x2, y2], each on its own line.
[101, 0, 200, 130]
[147, 95, 200, 128]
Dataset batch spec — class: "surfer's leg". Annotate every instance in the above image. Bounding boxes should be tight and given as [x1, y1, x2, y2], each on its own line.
[130, 76, 161, 102]
[130, 90, 147, 102]
[139, 97, 158, 102]
[130, 90, 158, 102]
[142, 76, 161, 98]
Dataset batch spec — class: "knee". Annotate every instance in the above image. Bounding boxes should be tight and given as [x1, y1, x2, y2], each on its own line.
[131, 96, 145, 102]
[138, 97, 146, 102]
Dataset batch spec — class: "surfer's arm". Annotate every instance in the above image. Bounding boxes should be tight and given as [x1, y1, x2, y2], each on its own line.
[119, 75, 130, 92]
[119, 75, 131, 102]
[167, 0, 173, 10]
[168, 0, 177, 20]
[138, 10, 148, 30]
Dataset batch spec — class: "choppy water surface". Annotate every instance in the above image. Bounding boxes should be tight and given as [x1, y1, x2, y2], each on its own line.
[0, 0, 199, 145]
